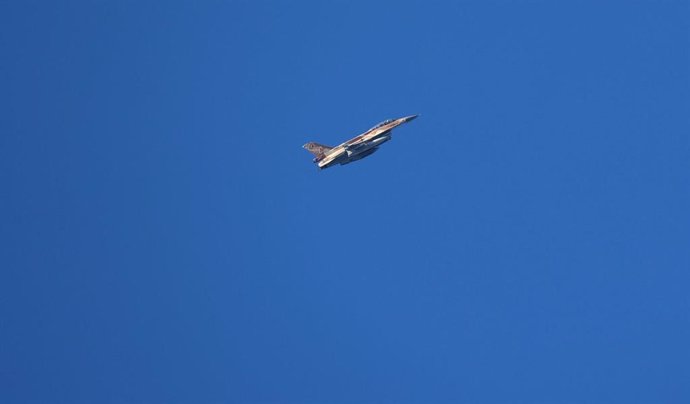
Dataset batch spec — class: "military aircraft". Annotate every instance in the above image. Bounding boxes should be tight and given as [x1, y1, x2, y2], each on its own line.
[303, 114, 419, 169]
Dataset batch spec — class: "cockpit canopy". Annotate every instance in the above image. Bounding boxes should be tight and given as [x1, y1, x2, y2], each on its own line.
[369, 119, 394, 131]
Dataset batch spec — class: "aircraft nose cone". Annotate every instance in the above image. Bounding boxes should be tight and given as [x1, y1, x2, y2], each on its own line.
[404, 114, 419, 122]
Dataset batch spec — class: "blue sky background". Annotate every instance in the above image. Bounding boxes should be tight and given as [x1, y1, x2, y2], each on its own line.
[1, 1, 689, 403]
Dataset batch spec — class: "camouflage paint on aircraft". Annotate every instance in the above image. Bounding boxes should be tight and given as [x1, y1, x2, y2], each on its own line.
[303, 115, 418, 169]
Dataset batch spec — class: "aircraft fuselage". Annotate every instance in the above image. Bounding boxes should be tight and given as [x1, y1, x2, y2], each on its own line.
[303, 115, 418, 170]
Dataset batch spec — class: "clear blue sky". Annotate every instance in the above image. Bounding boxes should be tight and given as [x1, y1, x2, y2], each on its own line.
[1, 1, 689, 403]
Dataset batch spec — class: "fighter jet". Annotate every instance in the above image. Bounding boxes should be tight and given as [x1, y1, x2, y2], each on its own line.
[303, 114, 419, 169]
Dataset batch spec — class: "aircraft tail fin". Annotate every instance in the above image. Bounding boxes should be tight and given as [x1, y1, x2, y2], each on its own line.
[303, 142, 333, 161]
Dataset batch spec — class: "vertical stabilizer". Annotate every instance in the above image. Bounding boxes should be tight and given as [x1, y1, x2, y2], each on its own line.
[303, 142, 333, 161]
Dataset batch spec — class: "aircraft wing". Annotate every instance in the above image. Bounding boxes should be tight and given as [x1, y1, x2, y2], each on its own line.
[317, 147, 347, 167]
